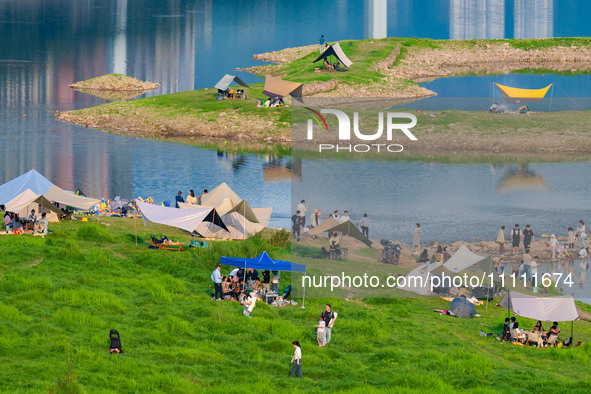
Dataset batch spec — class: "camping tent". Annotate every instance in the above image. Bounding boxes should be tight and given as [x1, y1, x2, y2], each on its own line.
[495, 83, 553, 103]
[262, 76, 303, 99]
[136, 201, 228, 233]
[313, 42, 353, 67]
[4, 189, 61, 222]
[220, 251, 307, 306]
[200, 182, 242, 207]
[499, 290, 579, 322]
[303, 216, 372, 247]
[44, 185, 99, 211]
[0, 169, 54, 205]
[214, 74, 249, 91]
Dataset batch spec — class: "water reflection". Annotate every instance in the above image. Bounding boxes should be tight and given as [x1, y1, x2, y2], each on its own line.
[514, 0, 553, 39]
[450, 0, 505, 39]
[497, 164, 547, 193]
[364, 0, 387, 39]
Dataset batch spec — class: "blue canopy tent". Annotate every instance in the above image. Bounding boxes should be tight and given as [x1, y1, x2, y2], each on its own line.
[0, 169, 54, 205]
[219, 251, 307, 307]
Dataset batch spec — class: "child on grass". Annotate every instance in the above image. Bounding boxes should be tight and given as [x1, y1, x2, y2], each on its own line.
[316, 319, 326, 347]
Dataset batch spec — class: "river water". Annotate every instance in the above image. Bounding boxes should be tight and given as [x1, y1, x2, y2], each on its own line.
[2, 0, 591, 232]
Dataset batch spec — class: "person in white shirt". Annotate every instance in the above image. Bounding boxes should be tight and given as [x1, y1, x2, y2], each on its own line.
[549, 234, 559, 259]
[339, 210, 350, 224]
[359, 213, 370, 238]
[331, 210, 339, 222]
[578, 220, 587, 248]
[290, 341, 302, 378]
[296, 200, 307, 228]
[242, 291, 257, 318]
[186, 189, 197, 204]
[531, 256, 541, 287]
[36, 212, 48, 235]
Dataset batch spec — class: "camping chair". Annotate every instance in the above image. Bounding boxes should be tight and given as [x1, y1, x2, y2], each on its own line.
[159, 241, 182, 252]
[149, 235, 163, 249]
[546, 333, 560, 347]
[526, 331, 542, 347]
[510, 329, 525, 343]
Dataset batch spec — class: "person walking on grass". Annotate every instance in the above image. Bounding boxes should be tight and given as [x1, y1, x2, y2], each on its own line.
[511, 224, 522, 255]
[211, 264, 223, 301]
[290, 341, 302, 378]
[320, 304, 337, 344]
[413, 223, 421, 255]
[496, 225, 505, 255]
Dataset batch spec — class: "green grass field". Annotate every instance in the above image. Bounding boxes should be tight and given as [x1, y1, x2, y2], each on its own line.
[2, 217, 591, 392]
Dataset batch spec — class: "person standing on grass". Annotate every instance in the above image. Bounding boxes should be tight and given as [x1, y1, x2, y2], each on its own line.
[290, 341, 302, 378]
[175, 191, 184, 208]
[316, 319, 326, 347]
[297, 200, 307, 228]
[511, 224, 522, 255]
[523, 225, 535, 250]
[320, 304, 337, 344]
[211, 264, 223, 301]
[360, 213, 370, 239]
[413, 223, 421, 255]
[496, 225, 505, 255]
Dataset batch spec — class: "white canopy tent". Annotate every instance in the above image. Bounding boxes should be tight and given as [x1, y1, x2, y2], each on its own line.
[44, 185, 99, 211]
[499, 291, 580, 322]
[4, 189, 61, 222]
[137, 201, 217, 233]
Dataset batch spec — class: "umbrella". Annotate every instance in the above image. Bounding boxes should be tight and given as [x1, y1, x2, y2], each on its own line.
[450, 298, 476, 319]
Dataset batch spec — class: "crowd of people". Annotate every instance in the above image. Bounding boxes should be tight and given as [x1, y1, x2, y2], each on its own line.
[3, 210, 48, 235]
[501, 316, 562, 347]
[172, 189, 208, 208]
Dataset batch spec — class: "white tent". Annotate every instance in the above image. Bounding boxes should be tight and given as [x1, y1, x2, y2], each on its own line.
[0, 169, 54, 205]
[499, 290, 580, 322]
[137, 201, 217, 233]
[4, 189, 61, 222]
[200, 183, 241, 207]
[397, 262, 440, 296]
[44, 185, 99, 211]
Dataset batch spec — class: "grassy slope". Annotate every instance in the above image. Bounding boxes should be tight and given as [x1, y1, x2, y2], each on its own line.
[2, 218, 591, 392]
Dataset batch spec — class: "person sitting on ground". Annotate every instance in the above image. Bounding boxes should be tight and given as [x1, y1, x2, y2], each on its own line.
[419, 248, 429, 263]
[458, 287, 471, 298]
[4, 211, 13, 232]
[256, 99, 262, 107]
[329, 232, 341, 259]
[253, 277, 262, 294]
[433, 245, 443, 265]
[443, 247, 451, 262]
[186, 189, 197, 205]
[242, 291, 257, 318]
[489, 102, 499, 113]
[323, 59, 335, 71]
[36, 212, 48, 235]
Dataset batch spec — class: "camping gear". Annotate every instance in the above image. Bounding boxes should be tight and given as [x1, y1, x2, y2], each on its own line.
[303, 216, 372, 247]
[262, 76, 303, 99]
[109, 329, 123, 353]
[313, 42, 353, 68]
[0, 169, 54, 205]
[495, 83, 553, 103]
[137, 201, 229, 234]
[380, 239, 400, 264]
[214, 74, 249, 91]
[4, 189, 61, 221]
[450, 298, 476, 318]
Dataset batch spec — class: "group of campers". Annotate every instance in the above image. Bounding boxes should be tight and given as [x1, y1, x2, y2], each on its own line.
[173, 189, 208, 208]
[3, 210, 48, 235]
[501, 317, 562, 347]
[210, 265, 284, 308]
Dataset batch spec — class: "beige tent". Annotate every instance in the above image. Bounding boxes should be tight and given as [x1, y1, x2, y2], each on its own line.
[4, 189, 61, 222]
[194, 208, 273, 240]
[500, 290, 579, 322]
[44, 185, 99, 210]
[262, 76, 303, 99]
[200, 182, 242, 207]
[304, 216, 372, 247]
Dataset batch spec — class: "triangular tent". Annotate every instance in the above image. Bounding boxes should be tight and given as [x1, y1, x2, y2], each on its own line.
[304, 216, 372, 247]
[495, 83, 552, 103]
[313, 42, 353, 67]
[262, 76, 303, 99]
[44, 185, 99, 211]
[224, 199, 259, 224]
[499, 290, 579, 322]
[200, 182, 242, 207]
[4, 189, 62, 220]
[0, 169, 54, 205]
[214, 74, 249, 91]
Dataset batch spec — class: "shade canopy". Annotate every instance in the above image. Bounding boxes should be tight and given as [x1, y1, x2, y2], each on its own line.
[313, 42, 353, 67]
[450, 298, 476, 318]
[262, 76, 303, 99]
[495, 83, 552, 103]
[220, 251, 306, 273]
[499, 290, 580, 322]
[137, 201, 228, 233]
[304, 216, 372, 247]
[4, 188, 62, 217]
[214, 74, 249, 91]
[44, 185, 99, 210]
[0, 169, 54, 205]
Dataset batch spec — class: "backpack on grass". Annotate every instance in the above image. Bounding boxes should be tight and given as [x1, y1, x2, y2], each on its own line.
[109, 329, 123, 353]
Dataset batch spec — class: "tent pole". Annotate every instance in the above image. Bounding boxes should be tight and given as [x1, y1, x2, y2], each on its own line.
[571, 320, 574, 346]
[243, 262, 247, 291]
[486, 256, 493, 312]
[134, 210, 137, 246]
[549, 83, 554, 113]
[301, 271, 306, 309]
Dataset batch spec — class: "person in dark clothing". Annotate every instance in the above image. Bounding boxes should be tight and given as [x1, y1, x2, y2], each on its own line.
[419, 249, 429, 263]
[501, 317, 511, 340]
[175, 191, 184, 208]
[262, 270, 271, 293]
[523, 224, 535, 250]
[291, 210, 302, 240]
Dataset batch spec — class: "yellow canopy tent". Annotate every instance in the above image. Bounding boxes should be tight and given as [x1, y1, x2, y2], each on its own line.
[494, 83, 553, 103]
